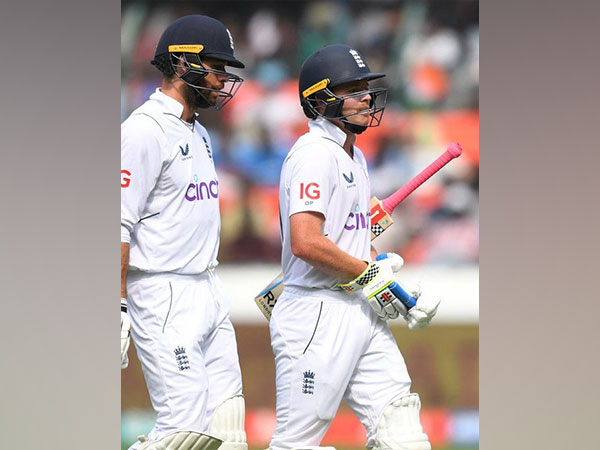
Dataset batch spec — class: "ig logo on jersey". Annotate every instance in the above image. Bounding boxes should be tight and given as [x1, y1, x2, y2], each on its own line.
[299, 182, 320, 205]
[121, 169, 131, 188]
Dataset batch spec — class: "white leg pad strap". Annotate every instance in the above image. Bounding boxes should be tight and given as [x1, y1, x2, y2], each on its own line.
[208, 395, 248, 450]
[375, 393, 431, 450]
[137, 431, 223, 450]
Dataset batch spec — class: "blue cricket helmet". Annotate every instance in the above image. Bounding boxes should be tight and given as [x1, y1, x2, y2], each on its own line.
[298, 44, 387, 133]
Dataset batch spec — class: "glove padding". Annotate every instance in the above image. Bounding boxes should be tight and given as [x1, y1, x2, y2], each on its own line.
[378, 252, 405, 275]
[405, 284, 441, 330]
[338, 253, 416, 320]
[121, 298, 131, 369]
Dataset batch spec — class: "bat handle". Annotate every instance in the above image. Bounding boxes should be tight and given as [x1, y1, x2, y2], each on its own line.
[382, 142, 462, 213]
[375, 254, 417, 309]
[388, 281, 417, 309]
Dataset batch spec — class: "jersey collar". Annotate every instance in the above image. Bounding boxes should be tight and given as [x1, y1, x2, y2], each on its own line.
[150, 88, 185, 118]
[308, 117, 348, 148]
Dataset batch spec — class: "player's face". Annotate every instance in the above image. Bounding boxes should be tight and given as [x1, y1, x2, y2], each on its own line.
[333, 80, 372, 126]
[200, 57, 229, 104]
[179, 57, 232, 109]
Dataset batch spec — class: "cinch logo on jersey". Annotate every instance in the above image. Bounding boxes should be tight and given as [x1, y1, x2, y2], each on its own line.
[185, 179, 219, 201]
[299, 182, 320, 205]
[344, 207, 371, 231]
[121, 169, 131, 188]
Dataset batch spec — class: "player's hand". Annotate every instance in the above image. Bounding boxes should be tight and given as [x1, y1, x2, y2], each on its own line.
[121, 298, 131, 369]
[338, 254, 415, 320]
[405, 284, 441, 330]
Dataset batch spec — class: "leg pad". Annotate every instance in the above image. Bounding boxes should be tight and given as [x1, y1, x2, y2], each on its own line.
[137, 431, 223, 450]
[208, 395, 248, 450]
[375, 393, 431, 450]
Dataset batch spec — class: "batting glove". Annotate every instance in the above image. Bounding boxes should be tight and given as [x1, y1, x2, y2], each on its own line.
[121, 298, 131, 369]
[338, 253, 416, 320]
[377, 252, 405, 274]
[405, 284, 441, 330]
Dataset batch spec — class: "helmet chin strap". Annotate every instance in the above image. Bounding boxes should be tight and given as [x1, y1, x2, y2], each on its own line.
[341, 119, 368, 135]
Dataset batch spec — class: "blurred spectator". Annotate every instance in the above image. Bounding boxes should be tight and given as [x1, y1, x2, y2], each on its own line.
[247, 10, 281, 59]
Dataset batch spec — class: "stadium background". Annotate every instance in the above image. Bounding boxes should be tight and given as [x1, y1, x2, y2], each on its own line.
[121, 1, 479, 449]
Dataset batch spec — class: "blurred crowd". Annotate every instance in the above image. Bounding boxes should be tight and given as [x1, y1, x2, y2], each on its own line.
[121, 0, 479, 265]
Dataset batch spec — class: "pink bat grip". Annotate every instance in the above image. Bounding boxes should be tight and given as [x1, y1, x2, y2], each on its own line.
[381, 142, 462, 213]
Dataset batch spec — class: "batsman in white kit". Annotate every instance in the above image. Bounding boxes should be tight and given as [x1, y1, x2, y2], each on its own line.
[120, 16, 247, 450]
[270, 45, 441, 450]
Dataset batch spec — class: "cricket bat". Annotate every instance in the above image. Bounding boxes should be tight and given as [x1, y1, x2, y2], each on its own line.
[254, 142, 463, 320]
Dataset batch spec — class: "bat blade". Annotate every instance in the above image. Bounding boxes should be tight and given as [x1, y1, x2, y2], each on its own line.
[254, 272, 284, 320]
[370, 197, 393, 239]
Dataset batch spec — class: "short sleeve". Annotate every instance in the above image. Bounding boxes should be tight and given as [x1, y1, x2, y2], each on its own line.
[286, 145, 336, 218]
[120, 115, 165, 242]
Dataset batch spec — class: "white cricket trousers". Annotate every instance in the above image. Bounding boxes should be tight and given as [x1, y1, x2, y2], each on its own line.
[269, 286, 412, 450]
[126, 269, 243, 447]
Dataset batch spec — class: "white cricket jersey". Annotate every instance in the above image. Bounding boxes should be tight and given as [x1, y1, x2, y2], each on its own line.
[279, 117, 372, 290]
[121, 89, 220, 274]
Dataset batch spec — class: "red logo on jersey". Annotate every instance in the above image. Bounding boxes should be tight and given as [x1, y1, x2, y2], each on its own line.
[300, 182, 320, 200]
[121, 169, 131, 188]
